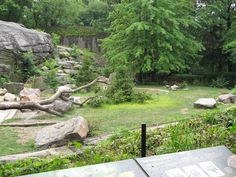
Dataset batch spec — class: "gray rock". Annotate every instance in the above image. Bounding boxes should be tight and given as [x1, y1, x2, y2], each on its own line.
[35, 117, 89, 148]
[170, 85, 179, 91]
[20, 88, 41, 101]
[3, 93, 20, 101]
[0, 88, 7, 96]
[4, 82, 24, 94]
[53, 100, 73, 113]
[0, 20, 53, 76]
[194, 98, 216, 109]
[63, 69, 77, 75]
[218, 93, 236, 104]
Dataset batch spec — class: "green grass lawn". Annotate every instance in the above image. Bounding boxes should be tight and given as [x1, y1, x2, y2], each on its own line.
[0, 86, 230, 156]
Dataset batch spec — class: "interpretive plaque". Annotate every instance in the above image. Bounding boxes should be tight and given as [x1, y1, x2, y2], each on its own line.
[21, 146, 236, 177]
[136, 146, 236, 177]
[22, 159, 147, 177]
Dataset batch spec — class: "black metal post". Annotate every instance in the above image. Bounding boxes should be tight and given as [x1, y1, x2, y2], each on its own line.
[141, 123, 146, 157]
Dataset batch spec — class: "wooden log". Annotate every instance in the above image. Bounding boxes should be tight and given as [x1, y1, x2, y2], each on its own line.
[0, 121, 60, 127]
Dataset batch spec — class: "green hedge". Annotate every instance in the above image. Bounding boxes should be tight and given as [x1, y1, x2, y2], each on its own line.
[1, 107, 236, 177]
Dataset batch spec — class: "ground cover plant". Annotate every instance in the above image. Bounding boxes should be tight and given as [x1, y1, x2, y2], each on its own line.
[1, 107, 235, 177]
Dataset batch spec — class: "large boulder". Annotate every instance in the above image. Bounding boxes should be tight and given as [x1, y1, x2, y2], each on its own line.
[53, 100, 73, 113]
[194, 98, 217, 109]
[20, 88, 41, 101]
[0, 20, 53, 76]
[218, 93, 236, 104]
[4, 82, 24, 94]
[35, 117, 89, 148]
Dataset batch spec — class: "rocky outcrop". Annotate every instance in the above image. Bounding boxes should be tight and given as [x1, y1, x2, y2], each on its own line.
[0, 20, 53, 76]
[4, 82, 24, 94]
[35, 117, 89, 149]
[194, 98, 217, 109]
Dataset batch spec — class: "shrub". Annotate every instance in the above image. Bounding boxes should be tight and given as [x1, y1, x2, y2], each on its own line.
[105, 67, 134, 104]
[16, 50, 39, 82]
[132, 92, 151, 103]
[40, 60, 60, 89]
[0, 76, 9, 87]
[75, 57, 97, 88]
[210, 76, 230, 88]
[51, 33, 61, 46]
[88, 96, 104, 108]
[70, 45, 81, 58]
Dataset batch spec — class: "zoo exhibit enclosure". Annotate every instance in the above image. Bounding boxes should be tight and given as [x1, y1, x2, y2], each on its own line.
[21, 146, 236, 177]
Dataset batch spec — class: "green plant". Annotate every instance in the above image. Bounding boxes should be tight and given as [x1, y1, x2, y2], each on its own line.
[88, 96, 104, 108]
[179, 81, 188, 89]
[210, 76, 229, 88]
[70, 45, 81, 58]
[106, 67, 134, 104]
[51, 33, 61, 46]
[16, 50, 39, 82]
[0, 76, 9, 87]
[40, 59, 59, 89]
[132, 92, 151, 103]
[75, 57, 97, 88]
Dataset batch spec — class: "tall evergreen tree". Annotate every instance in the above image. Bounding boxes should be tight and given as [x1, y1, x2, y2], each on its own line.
[102, 0, 203, 74]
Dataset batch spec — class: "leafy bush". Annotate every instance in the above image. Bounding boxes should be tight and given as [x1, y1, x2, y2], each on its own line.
[75, 57, 97, 88]
[132, 92, 151, 103]
[16, 50, 39, 82]
[210, 76, 230, 88]
[40, 60, 59, 89]
[69, 45, 81, 58]
[0, 107, 235, 177]
[179, 81, 188, 89]
[0, 76, 9, 87]
[88, 96, 104, 108]
[105, 67, 134, 104]
[51, 33, 61, 46]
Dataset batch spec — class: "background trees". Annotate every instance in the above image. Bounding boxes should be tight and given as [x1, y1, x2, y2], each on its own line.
[0, 0, 235, 84]
[102, 0, 203, 74]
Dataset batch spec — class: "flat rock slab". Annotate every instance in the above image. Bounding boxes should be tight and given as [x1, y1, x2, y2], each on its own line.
[35, 117, 89, 149]
[0, 109, 17, 123]
[194, 98, 217, 109]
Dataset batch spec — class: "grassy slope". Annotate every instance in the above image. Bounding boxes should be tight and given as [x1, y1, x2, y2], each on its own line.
[0, 86, 229, 156]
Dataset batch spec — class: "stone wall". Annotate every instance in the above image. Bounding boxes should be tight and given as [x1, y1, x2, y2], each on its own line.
[60, 33, 106, 53]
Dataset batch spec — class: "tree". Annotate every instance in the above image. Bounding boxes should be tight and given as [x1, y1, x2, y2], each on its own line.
[224, 17, 236, 62]
[21, 0, 84, 28]
[0, 0, 32, 22]
[102, 0, 203, 74]
[196, 0, 236, 72]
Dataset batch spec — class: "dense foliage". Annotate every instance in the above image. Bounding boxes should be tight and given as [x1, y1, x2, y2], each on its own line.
[102, 0, 203, 74]
[1, 107, 235, 177]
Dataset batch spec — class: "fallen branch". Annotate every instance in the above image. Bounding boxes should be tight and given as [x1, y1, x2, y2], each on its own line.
[0, 76, 109, 116]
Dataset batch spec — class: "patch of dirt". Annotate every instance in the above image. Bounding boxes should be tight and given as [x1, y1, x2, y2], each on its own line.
[180, 108, 189, 115]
